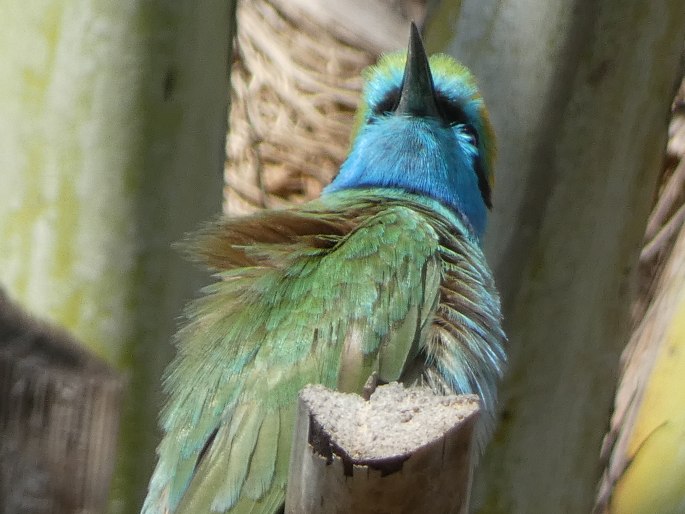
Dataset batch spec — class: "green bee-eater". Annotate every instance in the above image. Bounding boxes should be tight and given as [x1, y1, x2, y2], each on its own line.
[143, 23, 506, 514]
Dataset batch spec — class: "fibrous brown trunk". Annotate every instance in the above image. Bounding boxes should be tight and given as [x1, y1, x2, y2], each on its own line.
[0, 291, 123, 514]
[224, 0, 426, 215]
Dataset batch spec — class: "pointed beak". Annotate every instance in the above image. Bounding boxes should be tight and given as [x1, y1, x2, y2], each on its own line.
[395, 23, 441, 119]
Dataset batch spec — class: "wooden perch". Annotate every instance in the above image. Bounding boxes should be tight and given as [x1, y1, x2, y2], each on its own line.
[0, 291, 124, 514]
[285, 382, 480, 514]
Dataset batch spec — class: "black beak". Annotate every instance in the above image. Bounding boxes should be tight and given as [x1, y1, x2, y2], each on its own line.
[395, 23, 441, 119]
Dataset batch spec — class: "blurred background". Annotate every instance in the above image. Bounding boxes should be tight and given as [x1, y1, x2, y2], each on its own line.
[1, 1, 684, 513]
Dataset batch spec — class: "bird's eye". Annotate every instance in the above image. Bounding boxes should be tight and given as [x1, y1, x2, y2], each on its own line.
[461, 124, 479, 147]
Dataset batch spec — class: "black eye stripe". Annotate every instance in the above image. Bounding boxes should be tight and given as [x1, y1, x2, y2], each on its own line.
[474, 156, 492, 209]
[435, 93, 469, 125]
[372, 89, 469, 124]
[371, 88, 401, 116]
[436, 96, 491, 208]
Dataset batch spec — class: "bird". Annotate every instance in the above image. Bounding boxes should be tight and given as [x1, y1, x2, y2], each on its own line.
[142, 23, 506, 514]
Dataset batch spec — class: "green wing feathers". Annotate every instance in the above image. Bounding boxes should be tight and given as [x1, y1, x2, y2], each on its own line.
[142, 193, 445, 513]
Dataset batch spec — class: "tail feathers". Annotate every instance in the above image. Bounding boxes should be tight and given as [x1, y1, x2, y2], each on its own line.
[175, 405, 254, 512]
[169, 405, 290, 514]
[218, 405, 265, 509]
[229, 489, 285, 514]
[242, 409, 280, 500]
[228, 407, 293, 514]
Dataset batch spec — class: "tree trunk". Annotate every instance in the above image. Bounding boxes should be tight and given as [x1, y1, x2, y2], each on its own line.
[0, 291, 123, 514]
[426, 1, 685, 512]
[597, 209, 685, 514]
[0, 2, 234, 511]
[595, 77, 685, 514]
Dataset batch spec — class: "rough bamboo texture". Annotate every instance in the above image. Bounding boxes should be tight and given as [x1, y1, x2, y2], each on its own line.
[285, 383, 479, 514]
[224, 0, 425, 215]
[431, 1, 685, 512]
[0, 291, 123, 514]
[595, 77, 685, 514]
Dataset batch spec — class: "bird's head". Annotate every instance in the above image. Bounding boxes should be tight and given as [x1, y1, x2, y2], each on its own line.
[325, 24, 496, 240]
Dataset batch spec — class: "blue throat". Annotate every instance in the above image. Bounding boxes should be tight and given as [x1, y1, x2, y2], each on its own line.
[324, 116, 488, 239]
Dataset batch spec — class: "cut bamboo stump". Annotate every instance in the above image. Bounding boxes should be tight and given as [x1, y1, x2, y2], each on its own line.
[285, 383, 480, 514]
[0, 291, 124, 514]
